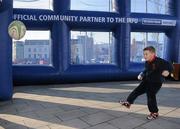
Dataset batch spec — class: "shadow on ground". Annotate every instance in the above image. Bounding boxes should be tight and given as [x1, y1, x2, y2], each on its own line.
[0, 81, 180, 129]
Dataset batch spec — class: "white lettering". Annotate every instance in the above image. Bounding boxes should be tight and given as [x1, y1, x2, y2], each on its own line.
[13, 14, 37, 21]
[115, 17, 126, 23]
[79, 16, 105, 23]
[12, 14, 176, 27]
[127, 18, 138, 23]
[162, 20, 176, 26]
[39, 15, 78, 22]
[107, 17, 114, 23]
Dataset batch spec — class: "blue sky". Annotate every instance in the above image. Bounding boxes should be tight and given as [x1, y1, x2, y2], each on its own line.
[71, 0, 111, 12]
[13, 0, 53, 9]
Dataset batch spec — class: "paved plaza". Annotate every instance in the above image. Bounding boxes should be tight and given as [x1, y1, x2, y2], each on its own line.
[0, 81, 180, 129]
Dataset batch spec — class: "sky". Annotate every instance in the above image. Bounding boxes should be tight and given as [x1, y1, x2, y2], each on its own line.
[131, 32, 165, 44]
[71, 0, 112, 12]
[13, 0, 53, 10]
[14, 31, 50, 42]
[131, 0, 168, 14]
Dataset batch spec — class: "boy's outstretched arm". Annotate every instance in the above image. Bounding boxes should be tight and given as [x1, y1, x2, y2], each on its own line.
[137, 69, 147, 80]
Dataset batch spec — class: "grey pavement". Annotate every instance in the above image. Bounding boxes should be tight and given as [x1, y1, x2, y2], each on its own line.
[0, 81, 180, 129]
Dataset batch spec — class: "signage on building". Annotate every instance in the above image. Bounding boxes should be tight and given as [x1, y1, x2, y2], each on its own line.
[142, 18, 176, 26]
[13, 14, 176, 27]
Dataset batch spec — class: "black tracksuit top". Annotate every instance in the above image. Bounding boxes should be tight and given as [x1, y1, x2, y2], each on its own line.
[142, 57, 173, 83]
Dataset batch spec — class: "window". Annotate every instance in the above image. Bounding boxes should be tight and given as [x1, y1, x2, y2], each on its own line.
[71, 0, 116, 12]
[13, 30, 52, 66]
[33, 48, 37, 52]
[39, 48, 42, 52]
[130, 32, 167, 62]
[13, 0, 53, 10]
[131, 0, 171, 15]
[28, 48, 31, 52]
[71, 31, 115, 64]
[44, 54, 48, 59]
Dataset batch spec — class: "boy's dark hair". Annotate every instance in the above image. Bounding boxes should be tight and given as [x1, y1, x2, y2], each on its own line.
[143, 46, 156, 53]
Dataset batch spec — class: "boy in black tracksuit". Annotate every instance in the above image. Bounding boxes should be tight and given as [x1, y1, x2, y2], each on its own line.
[120, 46, 173, 120]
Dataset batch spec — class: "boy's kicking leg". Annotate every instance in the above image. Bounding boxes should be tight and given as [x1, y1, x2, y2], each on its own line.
[146, 83, 162, 120]
[119, 81, 147, 108]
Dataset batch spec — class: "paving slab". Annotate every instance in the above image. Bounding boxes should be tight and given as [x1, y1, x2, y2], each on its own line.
[80, 112, 115, 126]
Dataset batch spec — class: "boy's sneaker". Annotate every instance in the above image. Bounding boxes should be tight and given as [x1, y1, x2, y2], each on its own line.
[119, 100, 131, 109]
[147, 112, 159, 120]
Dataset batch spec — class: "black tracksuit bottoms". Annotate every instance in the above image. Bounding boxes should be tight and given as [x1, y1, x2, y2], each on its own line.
[127, 81, 162, 113]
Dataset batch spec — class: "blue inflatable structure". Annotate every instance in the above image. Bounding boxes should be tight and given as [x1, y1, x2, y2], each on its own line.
[0, 0, 179, 100]
[0, 0, 13, 101]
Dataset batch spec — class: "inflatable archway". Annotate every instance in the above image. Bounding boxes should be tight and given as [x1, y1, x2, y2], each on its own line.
[0, 0, 179, 100]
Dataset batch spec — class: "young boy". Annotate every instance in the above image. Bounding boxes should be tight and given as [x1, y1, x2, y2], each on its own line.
[119, 46, 173, 120]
